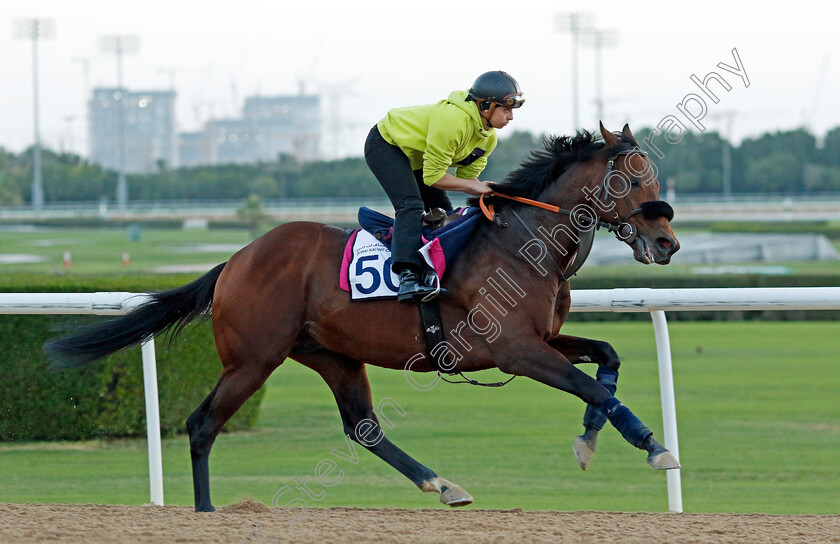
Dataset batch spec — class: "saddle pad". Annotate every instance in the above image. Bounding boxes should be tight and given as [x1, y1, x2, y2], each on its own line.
[339, 207, 483, 301]
[339, 230, 440, 300]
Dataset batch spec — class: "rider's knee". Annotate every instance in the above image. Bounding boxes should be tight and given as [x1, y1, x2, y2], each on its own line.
[395, 197, 424, 212]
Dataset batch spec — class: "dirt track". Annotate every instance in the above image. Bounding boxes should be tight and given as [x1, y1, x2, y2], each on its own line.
[1, 500, 838, 543]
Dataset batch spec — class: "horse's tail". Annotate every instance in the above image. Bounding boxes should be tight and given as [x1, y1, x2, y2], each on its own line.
[45, 262, 227, 370]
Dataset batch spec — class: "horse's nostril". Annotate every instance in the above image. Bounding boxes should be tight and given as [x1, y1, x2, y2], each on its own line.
[657, 237, 674, 252]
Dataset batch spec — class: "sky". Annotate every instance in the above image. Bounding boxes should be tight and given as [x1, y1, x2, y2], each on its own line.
[1, 0, 838, 160]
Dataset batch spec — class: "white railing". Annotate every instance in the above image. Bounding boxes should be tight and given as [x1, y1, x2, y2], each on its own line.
[2, 287, 840, 511]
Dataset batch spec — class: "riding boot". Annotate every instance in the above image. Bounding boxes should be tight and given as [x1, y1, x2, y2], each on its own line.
[397, 269, 438, 303]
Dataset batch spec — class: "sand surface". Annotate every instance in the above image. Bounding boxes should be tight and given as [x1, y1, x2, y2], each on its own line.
[1, 500, 838, 543]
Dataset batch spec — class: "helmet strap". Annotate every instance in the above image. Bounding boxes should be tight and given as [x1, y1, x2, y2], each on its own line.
[479, 102, 497, 129]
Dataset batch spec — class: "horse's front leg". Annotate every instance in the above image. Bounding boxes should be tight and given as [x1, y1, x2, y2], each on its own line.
[497, 339, 679, 471]
[547, 334, 621, 470]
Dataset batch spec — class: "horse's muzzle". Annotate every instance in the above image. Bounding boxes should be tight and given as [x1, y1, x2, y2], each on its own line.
[655, 235, 680, 262]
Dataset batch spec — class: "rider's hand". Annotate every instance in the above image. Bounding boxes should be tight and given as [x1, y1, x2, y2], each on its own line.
[468, 180, 494, 195]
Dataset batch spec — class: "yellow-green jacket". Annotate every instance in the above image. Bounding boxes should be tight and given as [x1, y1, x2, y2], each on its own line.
[377, 90, 498, 186]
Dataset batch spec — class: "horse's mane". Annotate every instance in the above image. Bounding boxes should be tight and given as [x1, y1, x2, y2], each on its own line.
[466, 130, 637, 206]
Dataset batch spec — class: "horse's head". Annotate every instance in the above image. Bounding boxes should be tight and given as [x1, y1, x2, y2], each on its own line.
[476, 124, 679, 267]
[596, 122, 680, 265]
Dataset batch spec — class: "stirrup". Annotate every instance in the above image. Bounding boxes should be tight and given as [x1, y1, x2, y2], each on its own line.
[397, 270, 435, 303]
[420, 270, 444, 302]
[420, 283, 441, 303]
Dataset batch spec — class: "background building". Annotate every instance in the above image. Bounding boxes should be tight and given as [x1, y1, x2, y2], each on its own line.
[241, 94, 321, 163]
[88, 88, 177, 174]
[179, 93, 321, 167]
[90, 88, 321, 171]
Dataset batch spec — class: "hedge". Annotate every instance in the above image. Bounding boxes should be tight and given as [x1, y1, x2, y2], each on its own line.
[0, 275, 265, 442]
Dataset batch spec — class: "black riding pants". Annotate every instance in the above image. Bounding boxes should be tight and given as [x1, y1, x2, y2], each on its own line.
[364, 125, 452, 272]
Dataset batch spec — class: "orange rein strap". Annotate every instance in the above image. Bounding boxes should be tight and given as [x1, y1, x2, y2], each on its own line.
[479, 191, 631, 239]
[480, 192, 561, 223]
[478, 191, 560, 221]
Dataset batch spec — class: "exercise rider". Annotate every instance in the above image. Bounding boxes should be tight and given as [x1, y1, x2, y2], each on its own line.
[364, 70, 524, 302]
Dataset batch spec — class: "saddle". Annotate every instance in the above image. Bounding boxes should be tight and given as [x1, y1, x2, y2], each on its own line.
[422, 208, 459, 230]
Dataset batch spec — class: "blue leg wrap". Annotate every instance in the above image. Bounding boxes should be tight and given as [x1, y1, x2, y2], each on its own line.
[602, 396, 652, 449]
[582, 367, 620, 431]
[596, 366, 619, 392]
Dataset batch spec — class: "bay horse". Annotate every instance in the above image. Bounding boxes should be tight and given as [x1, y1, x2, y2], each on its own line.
[46, 123, 680, 512]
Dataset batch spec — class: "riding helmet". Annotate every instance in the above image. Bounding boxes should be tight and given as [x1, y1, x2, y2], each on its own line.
[467, 71, 525, 108]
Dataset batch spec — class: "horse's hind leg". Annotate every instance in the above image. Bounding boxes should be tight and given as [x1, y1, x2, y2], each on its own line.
[187, 364, 277, 512]
[296, 351, 473, 507]
[548, 335, 621, 470]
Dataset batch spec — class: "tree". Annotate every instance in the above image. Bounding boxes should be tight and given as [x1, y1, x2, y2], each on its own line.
[0, 170, 22, 204]
[237, 194, 269, 239]
[803, 164, 840, 192]
[636, 128, 725, 195]
[738, 129, 817, 164]
[743, 153, 802, 193]
[1, 125, 838, 202]
[819, 127, 840, 168]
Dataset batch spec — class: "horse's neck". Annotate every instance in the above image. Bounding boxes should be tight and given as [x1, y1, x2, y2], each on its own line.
[453, 176, 589, 292]
[517, 163, 603, 264]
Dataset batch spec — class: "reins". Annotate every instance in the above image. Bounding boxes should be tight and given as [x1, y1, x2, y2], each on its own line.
[478, 148, 656, 242]
[480, 191, 638, 240]
[439, 371, 517, 387]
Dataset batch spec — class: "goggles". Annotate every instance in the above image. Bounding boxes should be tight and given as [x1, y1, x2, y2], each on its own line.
[498, 93, 525, 108]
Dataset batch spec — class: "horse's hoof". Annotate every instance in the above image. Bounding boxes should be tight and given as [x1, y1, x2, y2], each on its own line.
[647, 449, 681, 470]
[421, 477, 473, 507]
[440, 481, 473, 507]
[573, 435, 596, 471]
[195, 504, 216, 512]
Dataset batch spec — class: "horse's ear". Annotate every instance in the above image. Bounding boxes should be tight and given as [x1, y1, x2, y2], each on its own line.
[621, 123, 638, 145]
[600, 121, 619, 146]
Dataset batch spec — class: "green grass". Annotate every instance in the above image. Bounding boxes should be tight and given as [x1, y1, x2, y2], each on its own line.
[0, 226, 254, 275]
[1, 225, 839, 279]
[1, 321, 838, 514]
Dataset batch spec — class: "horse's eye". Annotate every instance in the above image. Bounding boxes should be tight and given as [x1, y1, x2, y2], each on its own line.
[629, 178, 640, 188]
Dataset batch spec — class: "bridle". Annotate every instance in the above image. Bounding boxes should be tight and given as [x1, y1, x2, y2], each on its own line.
[479, 147, 674, 245]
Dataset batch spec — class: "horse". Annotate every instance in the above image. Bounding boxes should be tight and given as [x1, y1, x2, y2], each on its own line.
[45, 122, 680, 512]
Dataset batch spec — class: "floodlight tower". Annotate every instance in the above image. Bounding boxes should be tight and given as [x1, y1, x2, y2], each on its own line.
[710, 111, 736, 199]
[98, 34, 140, 211]
[579, 28, 619, 123]
[555, 11, 594, 130]
[13, 17, 56, 218]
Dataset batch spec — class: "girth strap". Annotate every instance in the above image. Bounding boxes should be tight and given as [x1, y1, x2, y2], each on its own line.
[418, 300, 447, 372]
[417, 300, 516, 387]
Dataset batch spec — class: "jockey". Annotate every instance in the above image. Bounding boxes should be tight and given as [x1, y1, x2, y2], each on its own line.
[365, 70, 524, 302]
